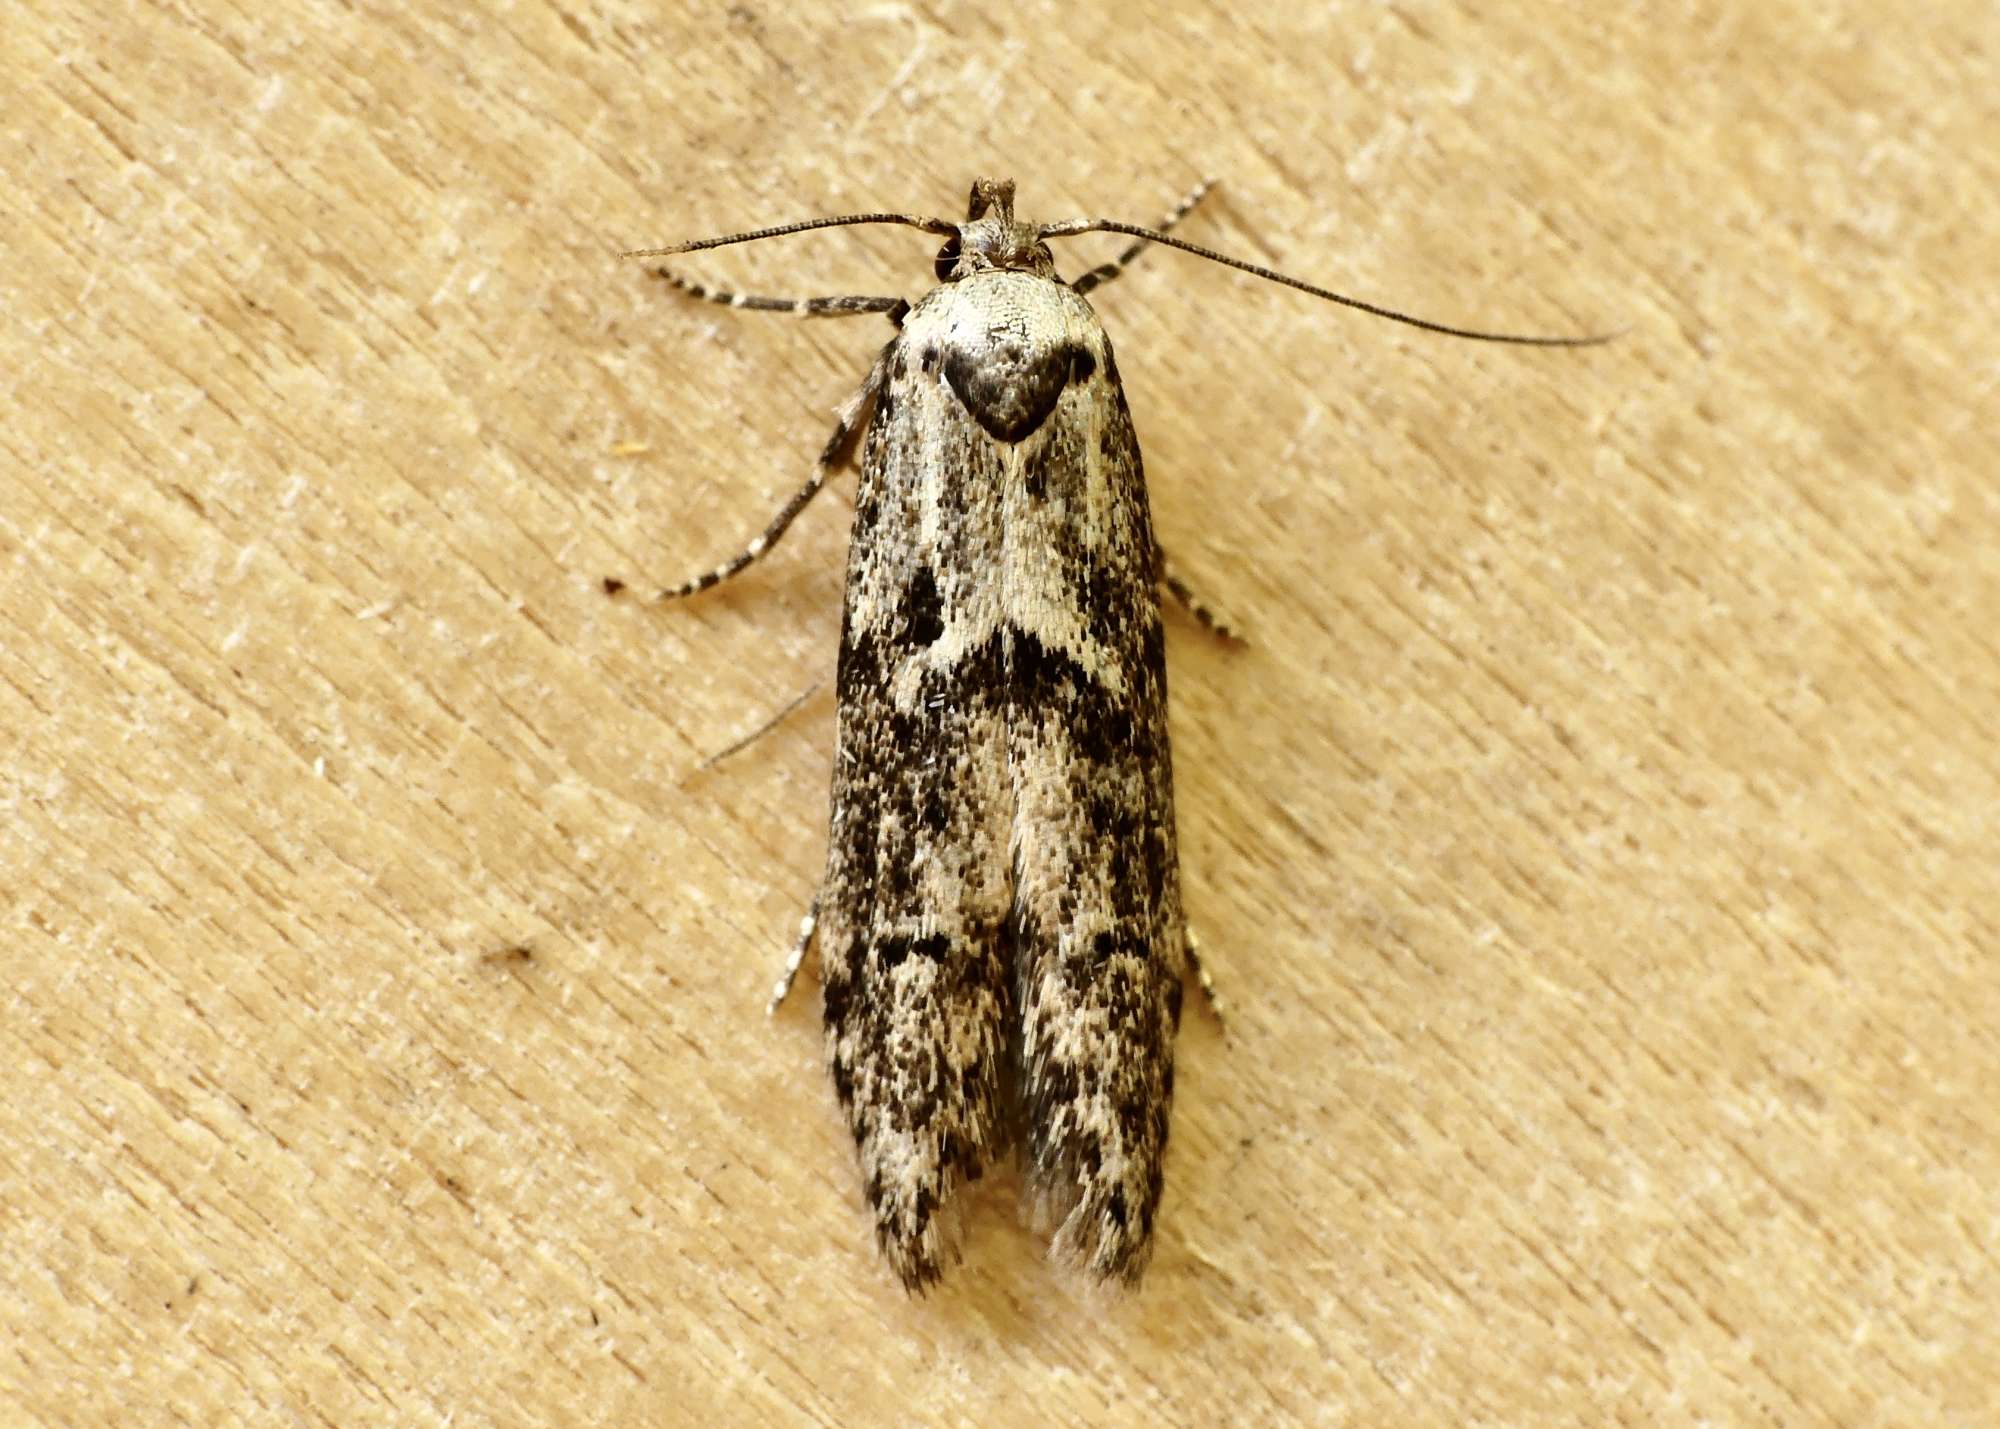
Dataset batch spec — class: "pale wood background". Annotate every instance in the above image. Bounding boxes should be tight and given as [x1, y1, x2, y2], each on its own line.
[5, 2, 1996, 1424]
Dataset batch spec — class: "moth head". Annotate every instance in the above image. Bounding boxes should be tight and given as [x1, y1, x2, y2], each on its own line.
[937, 174, 1057, 282]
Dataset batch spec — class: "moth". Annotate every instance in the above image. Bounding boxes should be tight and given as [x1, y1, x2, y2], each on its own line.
[617, 177, 1600, 1289]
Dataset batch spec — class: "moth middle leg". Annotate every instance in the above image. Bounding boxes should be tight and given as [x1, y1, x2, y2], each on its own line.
[767, 900, 819, 1015]
[1158, 548, 1245, 643]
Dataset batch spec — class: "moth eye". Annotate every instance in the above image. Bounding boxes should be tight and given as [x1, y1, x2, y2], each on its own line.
[933, 236, 962, 282]
[1069, 348, 1096, 383]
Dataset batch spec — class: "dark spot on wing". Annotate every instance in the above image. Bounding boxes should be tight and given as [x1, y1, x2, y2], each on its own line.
[1105, 1186, 1128, 1230]
[900, 566, 944, 647]
[943, 340, 1082, 443]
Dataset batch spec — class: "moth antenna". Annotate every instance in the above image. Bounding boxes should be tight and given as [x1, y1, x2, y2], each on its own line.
[623, 211, 956, 259]
[1040, 219, 1613, 346]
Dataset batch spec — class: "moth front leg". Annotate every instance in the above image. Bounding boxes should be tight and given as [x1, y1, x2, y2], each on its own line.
[604, 342, 894, 602]
[651, 264, 908, 322]
[1069, 178, 1215, 297]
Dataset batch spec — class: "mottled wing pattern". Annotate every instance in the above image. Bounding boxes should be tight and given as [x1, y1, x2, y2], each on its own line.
[819, 272, 1184, 1288]
[818, 326, 1018, 1291]
[999, 311, 1184, 1284]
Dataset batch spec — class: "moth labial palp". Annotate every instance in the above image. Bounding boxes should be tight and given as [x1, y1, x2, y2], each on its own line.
[613, 175, 1609, 1292]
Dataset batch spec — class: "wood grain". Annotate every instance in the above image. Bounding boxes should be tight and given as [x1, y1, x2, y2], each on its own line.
[4, 2, 1995, 1423]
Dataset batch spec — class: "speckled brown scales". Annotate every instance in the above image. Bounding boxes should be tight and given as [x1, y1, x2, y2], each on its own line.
[619, 176, 1608, 1291]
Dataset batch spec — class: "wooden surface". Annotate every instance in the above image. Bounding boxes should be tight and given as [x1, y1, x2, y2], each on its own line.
[5, 2, 1996, 1423]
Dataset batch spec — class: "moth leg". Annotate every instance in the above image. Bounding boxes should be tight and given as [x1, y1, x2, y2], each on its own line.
[605, 343, 892, 602]
[1184, 927, 1228, 1025]
[767, 900, 820, 1015]
[653, 265, 908, 323]
[1070, 178, 1215, 297]
[1158, 552, 1245, 644]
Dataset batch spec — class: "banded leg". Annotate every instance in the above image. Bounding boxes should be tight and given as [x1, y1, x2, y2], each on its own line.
[1159, 551, 1245, 644]
[653, 265, 908, 322]
[605, 343, 892, 601]
[1185, 928, 1227, 1025]
[768, 901, 819, 1015]
[1070, 178, 1216, 297]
